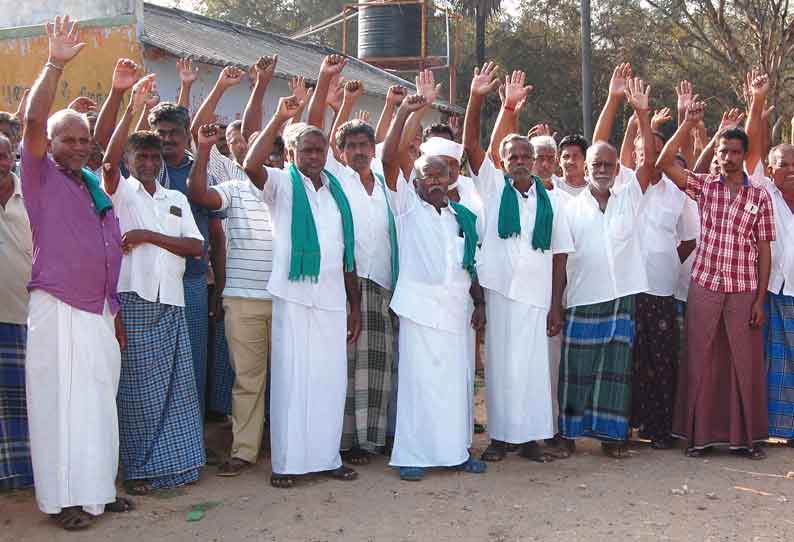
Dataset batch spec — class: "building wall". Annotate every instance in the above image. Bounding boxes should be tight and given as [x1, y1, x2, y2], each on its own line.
[8, 0, 138, 29]
[0, 24, 143, 113]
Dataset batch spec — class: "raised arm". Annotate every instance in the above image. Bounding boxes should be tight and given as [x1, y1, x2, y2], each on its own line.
[375, 85, 407, 144]
[330, 80, 364, 162]
[244, 95, 303, 189]
[176, 57, 198, 111]
[488, 70, 532, 168]
[397, 69, 442, 175]
[307, 54, 347, 131]
[463, 62, 499, 175]
[744, 69, 770, 175]
[656, 101, 705, 189]
[382, 95, 426, 191]
[191, 65, 245, 144]
[188, 124, 225, 210]
[675, 80, 696, 166]
[624, 77, 653, 193]
[693, 108, 744, 173]
[619, 114, 639, 169]
[592, 63, 631, 143]
[94, 58, 139, 150]
[23, 16, 86, 159]
[135, 85, 160, 132]
[241, 56, 277, 142]
[285, 76, 312, 128]
[102, 75, 154, 196]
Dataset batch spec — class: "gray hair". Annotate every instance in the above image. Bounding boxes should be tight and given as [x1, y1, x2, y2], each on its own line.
[413, 154, 449, 179]
[294, 124, 327, 149]
[530, 135, 557, 156]
[46, 109, 90, 139]
[586, 141, 618, 162]
[769, 143, 794, 165]
[283, 122, 307, 151]
[499, 133, 533, 160]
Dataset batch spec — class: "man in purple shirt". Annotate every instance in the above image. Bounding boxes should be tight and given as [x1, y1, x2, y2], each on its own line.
[21, 16, 132, 531]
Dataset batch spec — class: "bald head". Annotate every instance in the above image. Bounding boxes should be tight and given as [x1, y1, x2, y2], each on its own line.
[46, 109, 93, 173]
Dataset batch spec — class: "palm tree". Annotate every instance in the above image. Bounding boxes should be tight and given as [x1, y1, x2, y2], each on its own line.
[452, 1, 503, 68]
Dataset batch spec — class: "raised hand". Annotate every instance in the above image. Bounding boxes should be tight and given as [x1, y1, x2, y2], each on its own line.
[504, 70, 533, 110]
[198, 123, 221, 146]
[718, 108, 745, 131]
[344, 80, 364, 102]
[608, 63, 632, 100]
[470, 61, 500, 96]
[527, 123, 553, 138]
[327, 75, 345, 111]
[144, 83, 161, 109]
[112, 58, 140, 91]
[401, 94, 427, 114]
[356, 110, 371, 123]
[321, 54, 347, 77]
[676, 80, 694, 112]
[448, 115, 462, 141]
[46, 15, 86, 66]
[289, 75, 311, 103]
[276, 95, 304, 121]
[651, 107, 672, 130]
[624, 77, 651, 112]
[217, 66, 246, 90]
[177, 57, 198, 84]
[131, 74, 156, 112]
[68, 96, 97, 114]
[253, 55, 277, 84]
[415, 69, 441, 104]
[747, 69, 770, 98]
[387, 85, 407, 106]
[683, 101, 706, 126]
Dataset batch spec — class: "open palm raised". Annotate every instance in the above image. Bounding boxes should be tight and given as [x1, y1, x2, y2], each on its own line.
[47, 15, 86, 66]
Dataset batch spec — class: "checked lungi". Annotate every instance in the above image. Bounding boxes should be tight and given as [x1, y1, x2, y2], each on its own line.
[208, 318, 234, 416]
[559, 295, 635, 441]
[183, 274, 209, 415]
[342, 278, 394, 452]
[630, 293, 679, 442]
[0, 323, 33, 490]
[766, 292, 794, 439]
[117, 293, 205, 488]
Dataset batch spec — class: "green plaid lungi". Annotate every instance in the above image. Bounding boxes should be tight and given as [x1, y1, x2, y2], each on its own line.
[0, 323, 33, 490]
[559, 295, 635, 441]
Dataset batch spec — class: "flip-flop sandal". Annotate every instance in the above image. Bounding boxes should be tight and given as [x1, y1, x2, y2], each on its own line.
[341, 448, 371, 465]
[454, 457, 487, 474]
[601, 443, 630, 459]
[106, 497, 135, 513]
[731, 447, 767, 460]
[519, 443, 555, 463]
[51, 508, 95, 531]
[480, 443, 507, 462]
[685, 447, 709, 458]
[399, 466, 425, 481]
[270, 474, 296, 488]
[217, 457, 252, 477]
[326, 465, 358, 481]
[124, 479, 155, 495]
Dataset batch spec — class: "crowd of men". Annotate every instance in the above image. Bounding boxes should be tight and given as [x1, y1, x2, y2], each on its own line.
[2, 14, 794, 531]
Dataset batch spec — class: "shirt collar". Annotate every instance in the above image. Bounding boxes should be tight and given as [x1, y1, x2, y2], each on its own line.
[132, 175, 168, 199]
[718, 173, 750, 187]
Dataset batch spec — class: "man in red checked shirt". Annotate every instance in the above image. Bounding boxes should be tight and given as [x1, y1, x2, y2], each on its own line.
[657, 95, 774, 460]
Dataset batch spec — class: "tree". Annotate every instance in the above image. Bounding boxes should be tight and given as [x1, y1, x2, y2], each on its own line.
[450, 1, 504, 67]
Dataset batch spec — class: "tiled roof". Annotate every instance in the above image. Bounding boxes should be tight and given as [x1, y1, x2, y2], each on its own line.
[141, 3, 462, 114]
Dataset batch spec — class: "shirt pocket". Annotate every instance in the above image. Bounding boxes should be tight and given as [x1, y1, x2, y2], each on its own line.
[732, 205, 755, 240]
[608, 211, 635, 241]
[164, 213, 182, 236]
[652, 208, 678, 233]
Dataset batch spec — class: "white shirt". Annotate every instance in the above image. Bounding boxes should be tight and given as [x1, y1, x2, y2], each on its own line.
[474, 156, 574, 309]
[212, 178, 274, 300]
[325, 152, 394, 290]
[255, 167, 346, 311]
[553, 175, 587, 198]
[0, 173, 32, 324]
[638, 176, 699, 296]
[751, 171, 794, 296]
[561, 178, 649, 308]
[110, 177, 203, 307]
[454, 175, 485, 231]
[389, 173, 472, 333]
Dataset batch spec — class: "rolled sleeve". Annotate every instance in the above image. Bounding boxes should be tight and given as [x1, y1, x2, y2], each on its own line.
[210, 181, 235, 212]
[685, 171, 708, 201]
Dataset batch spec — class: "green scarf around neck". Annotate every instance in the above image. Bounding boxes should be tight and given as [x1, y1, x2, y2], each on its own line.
[81, 168, 113, 215]
[373, 172, 399, 288]
[288, 164, 355, 282]
[448, 200, 479, 280]
[497, 174, 553, 251]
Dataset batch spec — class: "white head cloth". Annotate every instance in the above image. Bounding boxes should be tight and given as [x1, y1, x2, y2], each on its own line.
[420, 136, 464, 162]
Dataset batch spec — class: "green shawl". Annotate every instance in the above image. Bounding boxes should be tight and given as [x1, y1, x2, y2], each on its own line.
[288, 164, 355, 282]
[448, 200, 479, 280]
[373, 172, 400, 288]
[497, 174, 553, 251]
[81, 168, 113, 215]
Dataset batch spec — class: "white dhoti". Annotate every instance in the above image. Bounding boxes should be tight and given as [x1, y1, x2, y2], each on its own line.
[26, 290, 121, 515]
[389, 318, 471, 468]
[484, 290, 554, 443]
[548, 333, 562, 425]
[269, 298, 346, 475]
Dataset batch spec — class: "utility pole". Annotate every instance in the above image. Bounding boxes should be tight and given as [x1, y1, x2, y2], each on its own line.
[580, 0, 593, 138]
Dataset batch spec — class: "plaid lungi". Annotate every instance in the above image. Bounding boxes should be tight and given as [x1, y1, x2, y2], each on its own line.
[0, 323, 33, 490]
[559, 295, 635, 441]
[766, 292, 794, 439]
[208, 318, 234, 416]
[341, 278, 395, 452]
[183, 274, 209, 415]
[117, 293, 205, 488]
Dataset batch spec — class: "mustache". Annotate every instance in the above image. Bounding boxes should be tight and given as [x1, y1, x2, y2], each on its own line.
[427, 185, 446, 194]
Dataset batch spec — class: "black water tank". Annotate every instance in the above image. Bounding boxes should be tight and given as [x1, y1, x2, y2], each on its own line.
[358, 3, 422, 59]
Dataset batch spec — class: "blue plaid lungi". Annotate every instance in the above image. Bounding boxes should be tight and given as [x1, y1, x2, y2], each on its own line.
[765, 292, 794, 439]
[183, 274, 209, 415]
[118, 293, 205, 488]
[0, 323, 33, 490]
[208, 319, 234, 416]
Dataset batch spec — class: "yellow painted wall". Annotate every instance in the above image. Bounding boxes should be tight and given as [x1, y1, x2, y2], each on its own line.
[0, 24, 142, 113]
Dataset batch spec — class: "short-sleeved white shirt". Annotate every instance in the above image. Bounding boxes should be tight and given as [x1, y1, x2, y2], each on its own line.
[751, 171, 794, 296]
[110, 177, 203, 307]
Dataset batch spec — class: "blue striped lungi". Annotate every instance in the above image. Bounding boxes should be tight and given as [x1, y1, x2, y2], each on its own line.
[766, 292, 794, 439]
[0, 323, 33, 490]
[183, 274, 209, 415]
[117, 293, 205, 488]
[209, 319, 234, 416]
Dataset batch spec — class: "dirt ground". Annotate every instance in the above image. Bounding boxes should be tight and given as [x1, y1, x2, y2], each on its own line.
[4, 389, 794, 542]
